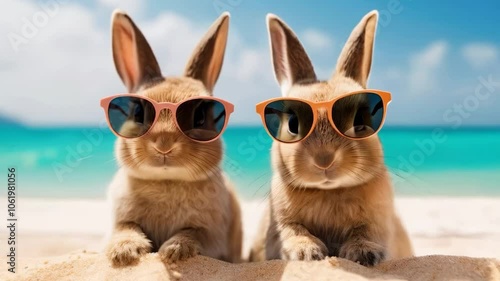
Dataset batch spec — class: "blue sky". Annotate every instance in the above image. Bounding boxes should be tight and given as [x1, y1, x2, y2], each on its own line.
[1, 0, 499, 126]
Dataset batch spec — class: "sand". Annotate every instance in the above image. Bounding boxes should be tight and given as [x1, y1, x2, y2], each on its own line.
[1, 197, 500, 280]
[1, 253, 499, 281]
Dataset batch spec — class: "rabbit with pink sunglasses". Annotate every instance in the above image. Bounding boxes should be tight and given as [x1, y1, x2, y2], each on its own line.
[102, 10, 242, 266]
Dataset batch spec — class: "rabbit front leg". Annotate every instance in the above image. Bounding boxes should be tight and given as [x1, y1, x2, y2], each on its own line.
[338, 225, 386, 266]
[106, 222, 152, 266]
[159, 228, 204, 263]
[279, 223, 328, 261]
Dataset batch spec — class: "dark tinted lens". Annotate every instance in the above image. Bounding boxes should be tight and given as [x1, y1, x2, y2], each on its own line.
[107, 96, 156, 138]
[332, 93, 384, 138]
[263, 100, 314, 143]
[176, 99, 227, 141]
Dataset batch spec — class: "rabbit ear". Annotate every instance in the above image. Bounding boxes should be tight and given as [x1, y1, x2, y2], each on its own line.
[184, 12, 230, 93]
[333, 10, 378, 88]
[267, 14, 316, 96]
[111, 10, 162, 92]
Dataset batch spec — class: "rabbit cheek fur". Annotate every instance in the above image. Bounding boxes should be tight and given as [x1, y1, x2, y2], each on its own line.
[249, 12, 412, 265]
[105, 11, 242, 266]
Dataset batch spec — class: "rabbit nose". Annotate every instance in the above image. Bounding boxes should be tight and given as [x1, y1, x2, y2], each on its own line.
[313, 153, 335, 170]
[151, 133, 175, 154]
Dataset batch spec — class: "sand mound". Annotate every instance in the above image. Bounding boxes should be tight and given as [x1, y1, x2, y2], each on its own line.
[2, 252, 499, 281]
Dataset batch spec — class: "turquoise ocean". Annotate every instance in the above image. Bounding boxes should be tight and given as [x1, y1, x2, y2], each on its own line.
[1, 125, 499, 198]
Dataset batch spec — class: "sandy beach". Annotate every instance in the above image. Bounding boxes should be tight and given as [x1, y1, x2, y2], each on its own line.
[1, 197, 499, 280]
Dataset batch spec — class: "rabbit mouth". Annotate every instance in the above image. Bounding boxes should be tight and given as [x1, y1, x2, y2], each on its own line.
[303, 178, 342, 189]
[319, 179, 337, 188]
[311, 162, 337, 178]
[299, 167, 351, 189]
[148, 154, 175, 167]
[302, 169, 341, 187]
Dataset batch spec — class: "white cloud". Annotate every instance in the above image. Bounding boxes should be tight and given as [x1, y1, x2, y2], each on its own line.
[232, 49, 268, 81]
[301, 29, 333, 51]
[461, 43, 498, 69]
[0, 1, 111, 125]
[384, 67, 403, 80]
[0, 0, 274, 126]
[408, 40, 448, 93]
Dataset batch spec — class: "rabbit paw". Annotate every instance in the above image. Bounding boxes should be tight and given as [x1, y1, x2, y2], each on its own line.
[281, 235, 328, 261]
[159, 238, 200, 263]
[339, 240, 385, 266]
[106, 235, 152, 267]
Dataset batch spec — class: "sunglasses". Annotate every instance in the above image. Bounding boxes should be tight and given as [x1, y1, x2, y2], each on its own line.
[100, 94, 234, 142]
[256, 90, 391, 143]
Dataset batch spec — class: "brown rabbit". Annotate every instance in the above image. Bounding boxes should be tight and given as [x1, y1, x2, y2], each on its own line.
[105, 10, 242, 266]
[249, 11, 413, 266]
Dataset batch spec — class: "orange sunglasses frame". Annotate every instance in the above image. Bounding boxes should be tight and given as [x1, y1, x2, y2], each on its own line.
[100, 94, 235, 143]
[255, 89, 392, 143]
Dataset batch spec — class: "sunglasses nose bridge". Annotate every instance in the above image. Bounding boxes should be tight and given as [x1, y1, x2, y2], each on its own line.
[148, 105, 178, 135]
[309, 105, 338, 138]
[155, 103, 176, 117]
[313, 105, 330, 123]
[316, 101, 332, 110]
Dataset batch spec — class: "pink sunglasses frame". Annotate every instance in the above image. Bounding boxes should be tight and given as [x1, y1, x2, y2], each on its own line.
[100, 94, 234, 143]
